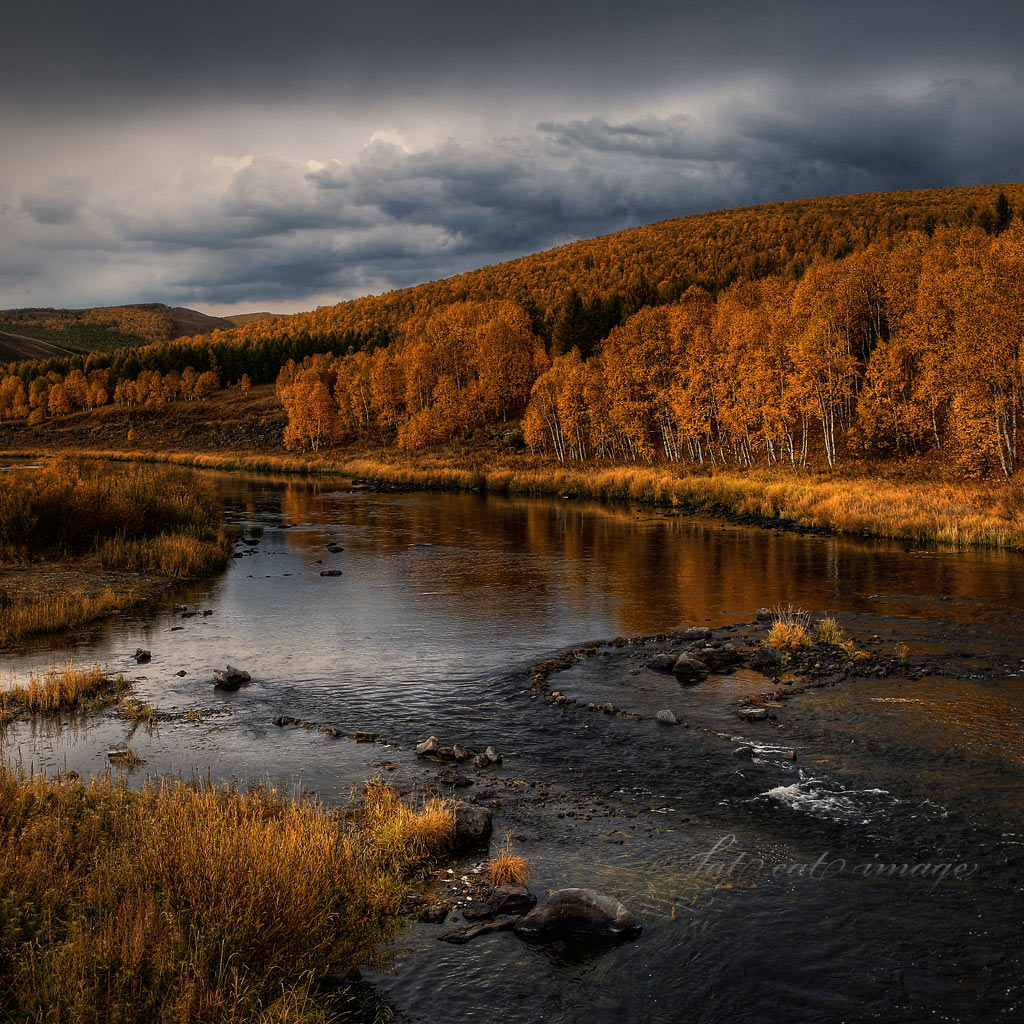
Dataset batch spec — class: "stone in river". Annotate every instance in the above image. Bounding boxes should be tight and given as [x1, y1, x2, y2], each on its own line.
[320, 569, 343, 577]
[416, 735, 440, 757]
[134, 649, 151, 664]
[646, 652, 678, 673]
[672, 652, 710, 683]
[326, 542, 345, 553]
[214, 665, 251, 691]
[513, 888, 642, 943]
[655, 709, 678, 725]
[454, 801, 493, 847]
[736, 707, 769, 721]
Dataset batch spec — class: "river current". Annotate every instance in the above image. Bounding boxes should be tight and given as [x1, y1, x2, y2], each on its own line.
[2, 474, 1021, 1024]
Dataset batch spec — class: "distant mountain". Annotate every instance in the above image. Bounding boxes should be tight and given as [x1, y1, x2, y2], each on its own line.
[0, 303, 236, 357]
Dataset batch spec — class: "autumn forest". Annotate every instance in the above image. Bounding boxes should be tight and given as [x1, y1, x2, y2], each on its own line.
[3, 184, 1024, 478]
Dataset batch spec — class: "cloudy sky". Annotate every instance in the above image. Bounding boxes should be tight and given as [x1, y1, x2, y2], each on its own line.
[2, 1, 1022, 315]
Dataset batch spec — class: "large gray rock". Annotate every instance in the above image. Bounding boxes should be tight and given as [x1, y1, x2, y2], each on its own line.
[214, 665, 251, 690]
[672, 652, 710, 683]
[514, 888, 642, 943]
[454, 802, 493, 847]
[655, 709, 678, 725]
[491, 883, 537, 914]
[416, 735, 440, 757]
[646, 652, 678, 673]
[749, 647, 783, 672]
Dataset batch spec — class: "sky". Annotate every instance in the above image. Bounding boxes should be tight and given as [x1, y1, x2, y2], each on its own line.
[2, 1, 1023, 316]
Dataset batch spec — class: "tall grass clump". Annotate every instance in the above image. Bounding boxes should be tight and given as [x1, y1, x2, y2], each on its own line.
[0, 662, 128, 721]
[485, 833, 532, 886]
[0, 457, 228, 565]
[765, 606, 813, 651]
[0, 587, 134, 648]
[0, 769, 456, 1023]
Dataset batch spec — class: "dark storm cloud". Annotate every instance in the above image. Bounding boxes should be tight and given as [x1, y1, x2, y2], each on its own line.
[2, 1, 1024, 310]
[4, 1, 1023, 113]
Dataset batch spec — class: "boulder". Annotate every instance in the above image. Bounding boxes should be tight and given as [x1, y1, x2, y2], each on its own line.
[513, 888, 642, 943]
[655, 709, 678, 725]
[737, 707, 769, 721]
[699, 645, 742, 672]
[672, 653, 710, 683]
[134, 649, 151, 664]
[756, 607, 774, 622]
[452, 744, 472, 762]
[454, 802, 493, 847]
[491, 883, 537, 914]
[419, 902, 450, 924]
[645, 652, 678, 673]
[326, 542, 345, 553]
[483, 745, 502, 765]
[214, 665, 251, 691]
[320, 569, 343, 577]
[749, 647, 783, 672]
[416, 735, 441, 757]
[473, 753, 490, 768]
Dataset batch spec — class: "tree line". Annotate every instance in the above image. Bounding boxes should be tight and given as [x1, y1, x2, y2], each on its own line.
[277, 221, 1024, 477]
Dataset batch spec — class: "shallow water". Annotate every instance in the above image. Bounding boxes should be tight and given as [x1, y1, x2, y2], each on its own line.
[2, 474, 1022, 1023]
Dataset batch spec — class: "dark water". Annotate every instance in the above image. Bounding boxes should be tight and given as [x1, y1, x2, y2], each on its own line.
[2, 475, 1022, 1024]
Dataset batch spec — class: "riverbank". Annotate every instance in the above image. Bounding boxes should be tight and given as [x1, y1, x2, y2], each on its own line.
[0, 767, 455, 1023]
[5, 438, 1024, 551]
[0, 460, 236, 649]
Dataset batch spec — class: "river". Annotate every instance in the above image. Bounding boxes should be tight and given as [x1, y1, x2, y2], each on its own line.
[1, 473, 1021, 1023]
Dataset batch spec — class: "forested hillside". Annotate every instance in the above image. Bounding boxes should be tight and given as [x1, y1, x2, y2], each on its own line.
[4, 184, 1024, 477]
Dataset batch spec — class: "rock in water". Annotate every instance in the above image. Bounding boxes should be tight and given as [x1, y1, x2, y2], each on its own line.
[416, 735, 440, 757]
[491, 883, 537, 914]
[672, 652, 710, 683]
[737, 707, 769, 721]
[756, 607, 774, 622]
[655, 709, 678, 725]
[454, 802, 493, 847]
[680, 626, 712, 641]
[645, 652, 678, 673]
[320, 569, 343, 577]
[514, 888, 642, 942]
[134, 649, 151, 664]
[326, 542, 345, 553]
[214, 665, 251, 691]
[749, 647, 783, 672]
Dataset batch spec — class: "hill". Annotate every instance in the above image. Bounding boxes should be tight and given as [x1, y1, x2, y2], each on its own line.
[0, 303, 236, 357]
[0, 329, 73, 363]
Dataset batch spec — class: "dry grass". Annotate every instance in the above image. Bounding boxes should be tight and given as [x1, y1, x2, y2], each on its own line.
[485, 834, 532, 886]
[98, 530, 232, 578]
[10, 437, 1024, 550]
[764, 607, 813, 651]
[0, 768, 456, 1023]
[0, 586, 136, 648]
[120, 697, 156, 723]
[815, 617, 846, 645]
[0, 662, 128, 721]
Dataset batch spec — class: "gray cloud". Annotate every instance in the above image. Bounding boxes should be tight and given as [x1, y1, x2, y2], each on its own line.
[1, 2, 1023, 312]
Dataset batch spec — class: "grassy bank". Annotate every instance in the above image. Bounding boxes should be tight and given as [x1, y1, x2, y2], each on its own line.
[5, 444, 1024, 551]
[0, 663, 128, 724]
[0, 769, 454, 1023]
[0, 458, 235, 648]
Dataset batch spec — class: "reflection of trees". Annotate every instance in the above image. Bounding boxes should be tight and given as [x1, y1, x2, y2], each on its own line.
[222, 476, 1024, 636]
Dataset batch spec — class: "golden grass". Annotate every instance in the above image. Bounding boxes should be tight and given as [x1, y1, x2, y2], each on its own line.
[98, 530, 232, 578]
[0, 662, 128, 721]
[485, 834, 532, 886]
[0, 768, 456, 1023]
[120, 697, 156, 723]
[764, 607, 813, 651]
[0, 586, 137, 649]
[815, 616, 846, 645]
[8, 444, 1024, 550]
